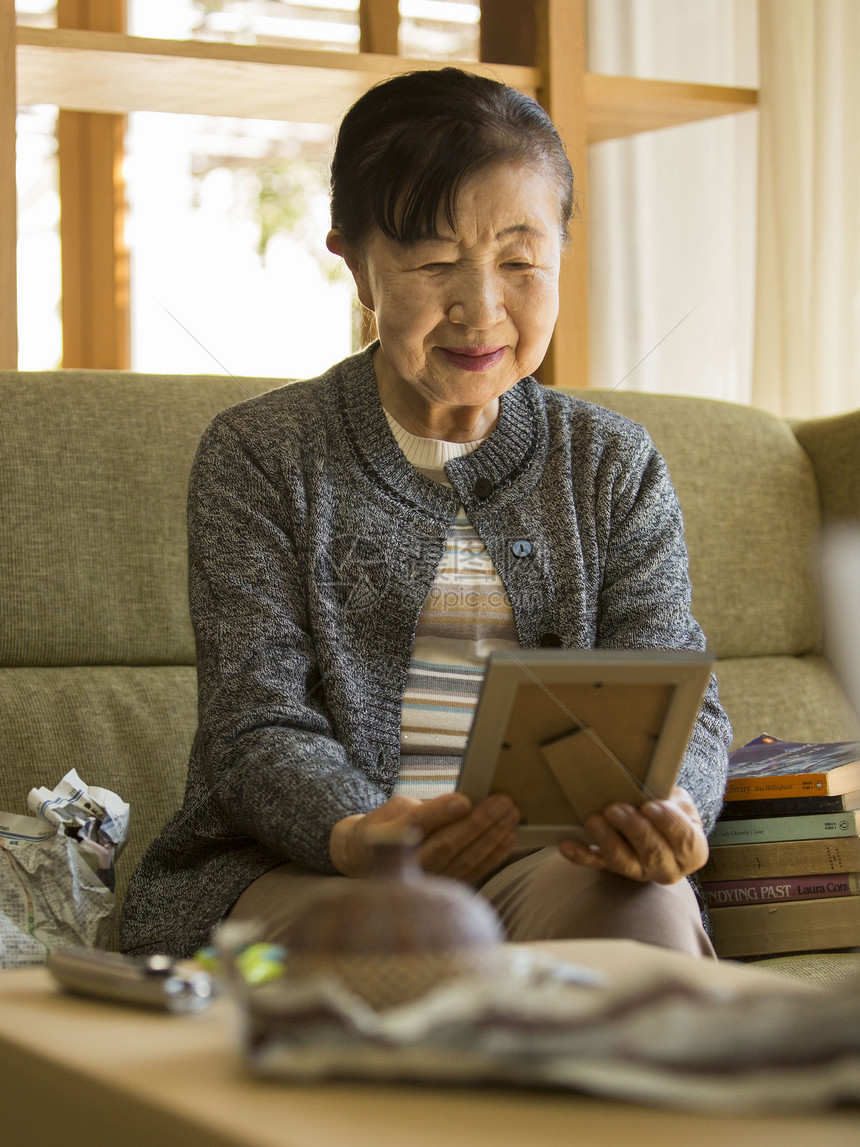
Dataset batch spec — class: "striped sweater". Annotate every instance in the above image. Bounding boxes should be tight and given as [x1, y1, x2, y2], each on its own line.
[383, 410, 518, 799]
[120, 344, 731, 958]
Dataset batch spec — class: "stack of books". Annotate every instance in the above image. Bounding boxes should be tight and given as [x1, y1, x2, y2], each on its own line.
[701, 734, 860, 958]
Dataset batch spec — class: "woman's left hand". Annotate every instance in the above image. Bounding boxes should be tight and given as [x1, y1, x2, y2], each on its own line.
[558, 785, 709, 884]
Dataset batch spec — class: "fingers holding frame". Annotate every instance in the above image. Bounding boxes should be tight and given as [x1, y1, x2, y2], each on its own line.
[559, 785, 709, 884]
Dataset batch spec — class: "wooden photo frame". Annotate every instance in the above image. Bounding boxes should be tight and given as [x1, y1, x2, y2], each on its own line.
[456, 648, 714, 847]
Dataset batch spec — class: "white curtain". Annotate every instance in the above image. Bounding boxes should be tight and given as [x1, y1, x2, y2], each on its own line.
[753, 0, 860, 418]
[586, 0, 760, 403]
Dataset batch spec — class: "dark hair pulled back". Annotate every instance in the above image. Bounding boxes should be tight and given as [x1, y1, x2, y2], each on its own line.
[330, 67, 574, 247]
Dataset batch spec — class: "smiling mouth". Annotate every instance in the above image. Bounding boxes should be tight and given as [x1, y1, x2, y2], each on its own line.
[439, 346, 506, 371]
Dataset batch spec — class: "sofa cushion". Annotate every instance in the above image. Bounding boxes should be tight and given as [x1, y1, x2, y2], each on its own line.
[0, 372, 275, 669]
[0, 665, 197, 946]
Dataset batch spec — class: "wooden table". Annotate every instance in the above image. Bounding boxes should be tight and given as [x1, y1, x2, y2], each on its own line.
[2, 940, 858, 1147]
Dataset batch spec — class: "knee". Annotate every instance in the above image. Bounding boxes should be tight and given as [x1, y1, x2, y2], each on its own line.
[486, 853, 711, 955]
[569, 869, 713, 956]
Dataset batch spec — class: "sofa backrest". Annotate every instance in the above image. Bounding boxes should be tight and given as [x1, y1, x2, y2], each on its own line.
[2, 371, 858, 943]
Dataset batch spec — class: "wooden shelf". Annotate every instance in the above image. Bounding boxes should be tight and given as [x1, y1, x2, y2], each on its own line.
[15, 27, 755, 137]
[585, 73, 757, 143]
[14, 27, 539, 124]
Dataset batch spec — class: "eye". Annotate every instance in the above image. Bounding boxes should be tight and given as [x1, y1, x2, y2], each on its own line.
[419, 262, 453, 272]
[503, 259, 534, 271]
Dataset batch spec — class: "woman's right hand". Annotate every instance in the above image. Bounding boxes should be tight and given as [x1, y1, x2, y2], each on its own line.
[329, 791, 520, 884]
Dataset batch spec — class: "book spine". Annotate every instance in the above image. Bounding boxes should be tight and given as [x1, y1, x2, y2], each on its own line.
[724, 772, 832, 799]
[700, 838, 860, 880]
[709, 896, 860, 958]
[709, 810, 860, 846]
[702, 873, 860, 907]
[720, 793, 857, 818]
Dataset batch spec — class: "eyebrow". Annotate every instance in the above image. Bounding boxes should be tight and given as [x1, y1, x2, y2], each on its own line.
[498, 224, 547, 239]
[415, 224, 547, 244]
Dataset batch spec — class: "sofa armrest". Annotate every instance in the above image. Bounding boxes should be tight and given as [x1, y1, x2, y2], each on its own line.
[793, 409, 860, 524]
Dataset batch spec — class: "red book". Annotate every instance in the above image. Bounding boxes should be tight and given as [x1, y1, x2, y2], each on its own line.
[702, 872, 860, 908]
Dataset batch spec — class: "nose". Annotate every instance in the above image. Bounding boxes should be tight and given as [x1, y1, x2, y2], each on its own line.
[447, 267, 505, 328]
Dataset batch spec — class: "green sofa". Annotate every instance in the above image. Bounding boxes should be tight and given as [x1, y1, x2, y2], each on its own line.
[2, 370, 859, 965]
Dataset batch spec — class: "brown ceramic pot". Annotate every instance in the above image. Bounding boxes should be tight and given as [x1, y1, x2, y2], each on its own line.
[280, 831, 504, 1010]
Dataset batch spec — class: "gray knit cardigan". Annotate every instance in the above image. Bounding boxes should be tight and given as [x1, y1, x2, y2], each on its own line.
[119, 346, 731, 957]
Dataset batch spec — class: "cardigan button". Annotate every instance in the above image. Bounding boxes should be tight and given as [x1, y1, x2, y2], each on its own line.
[511, 539, 533, 558]
[473, 477, 494, 500]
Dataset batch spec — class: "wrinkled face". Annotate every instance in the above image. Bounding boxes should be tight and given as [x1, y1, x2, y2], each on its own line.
[330, 162, 563, 438]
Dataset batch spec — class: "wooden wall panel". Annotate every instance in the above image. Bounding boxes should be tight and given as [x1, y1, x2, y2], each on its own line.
[359, 0, 400, 55]
[482, 0, 589, 387]
[480, 0, 536, 67]
[57, 0, 128, 369]
[535, 0, 589, 388]
[357, 0, 399, 347]
[57, 109, 129, 368]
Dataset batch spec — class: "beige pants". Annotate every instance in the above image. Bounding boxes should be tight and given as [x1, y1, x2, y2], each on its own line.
[228, 846, 716, 959]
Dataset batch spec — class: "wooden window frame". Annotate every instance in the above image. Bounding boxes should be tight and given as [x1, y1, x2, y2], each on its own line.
[56, 0, 129, 370]
[2, 0, 757, 381]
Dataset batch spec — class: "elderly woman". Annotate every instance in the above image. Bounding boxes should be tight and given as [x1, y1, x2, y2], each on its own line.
[120, 68, 731, 961]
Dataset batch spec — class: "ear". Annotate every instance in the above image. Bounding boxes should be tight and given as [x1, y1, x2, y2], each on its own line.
[326, 229, 375, 312]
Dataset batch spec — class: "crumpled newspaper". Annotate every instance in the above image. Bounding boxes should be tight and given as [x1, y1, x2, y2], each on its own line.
[0, 769, 129, 967]
[226, 945, 860, 1113]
